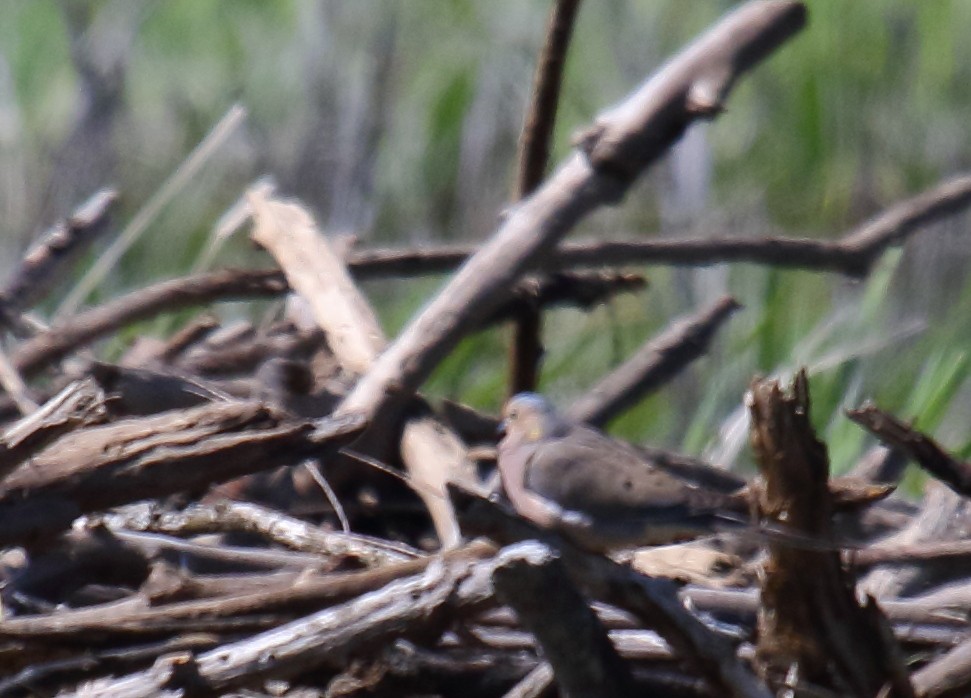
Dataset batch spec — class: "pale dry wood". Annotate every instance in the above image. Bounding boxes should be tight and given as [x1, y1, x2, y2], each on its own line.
[330, 0, 806, 433]
[65, 544, 496, 696]
[450, 485, 774, 698]
[96, 500, 421, 567]
[911, 637, 971, 698]
[503, 661, 554, 698]
[0, 343, 38, 414]
[248, 187, 478, 547]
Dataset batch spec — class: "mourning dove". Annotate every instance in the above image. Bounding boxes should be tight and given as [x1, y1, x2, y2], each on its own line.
[496, 392, 774, 552]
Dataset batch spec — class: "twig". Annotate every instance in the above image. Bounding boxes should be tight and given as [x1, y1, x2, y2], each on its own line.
[331, 0, 806, 432]
[492, 541, 638, 698]
[852, 540, 971, 569]
[0, 343, 38, 415]
[0, 546, 482, 641]
[0, 189, 117, 328]
[345, 172, 971, 281]
[97, 500, 421, 567]
[515, 0, 582, 199]
[910, 636, 971, 698]
[847, 403, 971, 498]
[503, 661, 555, 698]
[567, 295, 739, 427]
[65, 544, 495, 696]
[0, 634, 219, 696]
[488, 271, 646, 327]
[157, 314, 220, 364]
[12, 268, 288, 378]
[0, 378, 106, 481]
[509, 0, 584, 396]
[303, 459, 351, 533]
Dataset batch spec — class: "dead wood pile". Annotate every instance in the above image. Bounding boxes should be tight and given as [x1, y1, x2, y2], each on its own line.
[2, 2, 971, 696]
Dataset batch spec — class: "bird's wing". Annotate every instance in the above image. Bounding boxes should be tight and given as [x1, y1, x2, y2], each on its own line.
[524, 425, 722, 518]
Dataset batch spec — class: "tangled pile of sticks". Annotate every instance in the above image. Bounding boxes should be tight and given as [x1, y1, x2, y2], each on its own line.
[3, 2, 971, 696]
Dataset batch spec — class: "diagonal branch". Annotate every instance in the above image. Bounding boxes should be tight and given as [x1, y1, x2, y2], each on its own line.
[329, 0, 807, 432]
[847, 403, 971, 498]
[567, 295, 740, 427]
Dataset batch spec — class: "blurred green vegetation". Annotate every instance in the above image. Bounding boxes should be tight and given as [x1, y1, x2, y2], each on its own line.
[3, 0, 971, 484]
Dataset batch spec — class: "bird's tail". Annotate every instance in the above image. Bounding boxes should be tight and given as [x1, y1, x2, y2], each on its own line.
[712, 511, 861, 551]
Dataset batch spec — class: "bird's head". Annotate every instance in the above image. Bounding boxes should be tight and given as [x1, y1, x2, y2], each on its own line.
[498, 392, 567, 444]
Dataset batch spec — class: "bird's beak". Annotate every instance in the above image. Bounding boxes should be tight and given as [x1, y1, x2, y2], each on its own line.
[496, 419, 508, 440]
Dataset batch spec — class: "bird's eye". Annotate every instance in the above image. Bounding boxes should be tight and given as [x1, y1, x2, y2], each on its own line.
[508, 409, 518, 420]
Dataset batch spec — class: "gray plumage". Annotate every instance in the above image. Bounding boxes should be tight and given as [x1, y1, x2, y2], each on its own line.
[497, 392, 749, 551]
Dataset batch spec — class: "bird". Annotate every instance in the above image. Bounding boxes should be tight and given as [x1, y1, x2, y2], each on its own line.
[495, 392, 825, 552]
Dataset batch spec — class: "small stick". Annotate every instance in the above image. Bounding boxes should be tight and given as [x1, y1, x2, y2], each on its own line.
[509, 0, 584, 396]
[0, 343, 38, 415]
[302, 459, 351, 534]
[567, 295, 740, 427]
[847, 403, 971, 498]
[0, 189, 117, 329]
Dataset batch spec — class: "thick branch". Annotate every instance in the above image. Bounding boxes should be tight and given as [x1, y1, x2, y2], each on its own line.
[748, 372, 914, 697]
[492, 542, 638, 698]
[330, 0, 806, 431]
[0, 402, 365, 547]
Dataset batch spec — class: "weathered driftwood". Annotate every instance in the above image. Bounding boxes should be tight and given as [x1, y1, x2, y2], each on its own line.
[248, 188, 480, 547]
[492, 542, 639, 698]
[95, 499, 421, 566]
[449, 484, 774, 698]
[0, 401, 365, 547]
[330, 1, 807, 433]
[65, 543, 496, 696]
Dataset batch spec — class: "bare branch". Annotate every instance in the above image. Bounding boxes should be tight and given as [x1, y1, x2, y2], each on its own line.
[346, 173, 971, 280]
[510, 0, 584, 395]
[848, 403, 971, 498]
[331, 0, 806, 430]
[567, 295, 739, 427]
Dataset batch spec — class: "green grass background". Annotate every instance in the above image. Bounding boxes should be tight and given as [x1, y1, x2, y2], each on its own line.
[3, 1, 971, 484]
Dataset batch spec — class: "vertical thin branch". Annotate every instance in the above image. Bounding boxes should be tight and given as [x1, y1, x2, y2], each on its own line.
[509, 0, 583, 396]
